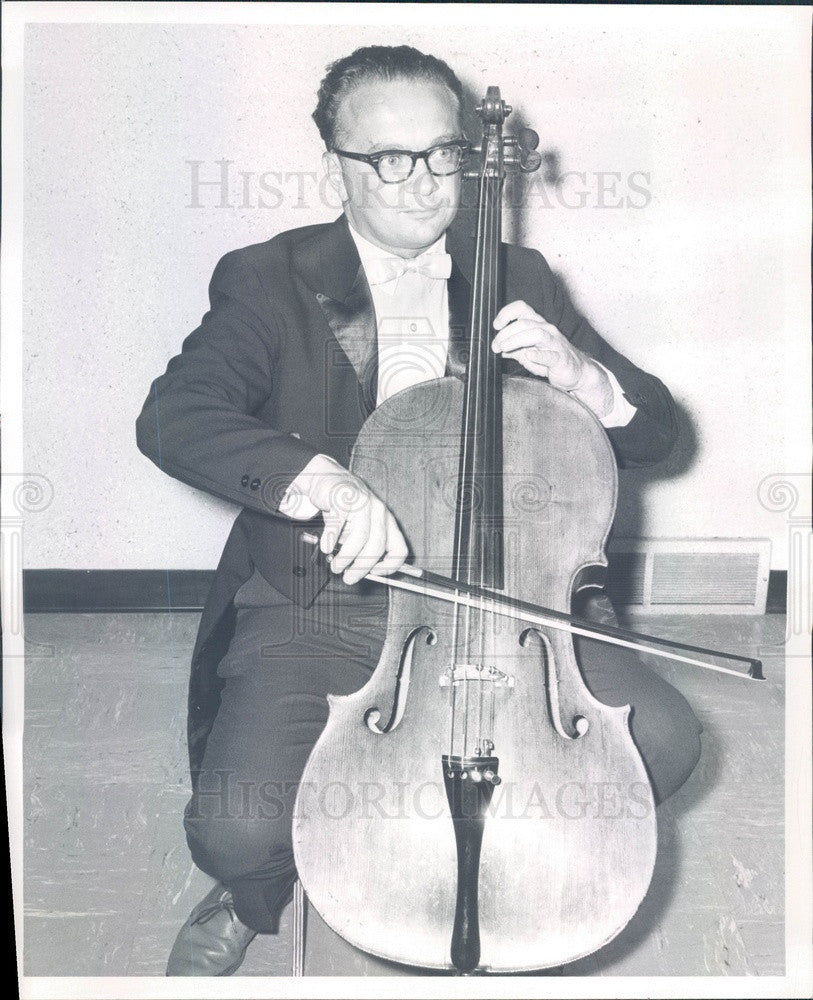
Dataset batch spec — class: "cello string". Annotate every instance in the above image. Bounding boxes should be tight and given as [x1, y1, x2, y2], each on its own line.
[449, 138, 481, 759]
[464, 147, 489, 758]
[452, 133, 489, 759]
[474, 159, 489, 752]
[478, 157, 498, 755]
[473, 144, 497, 756]
[487, 150, 506, 753]
[489, 140, 503, 754]
[478, 139, 500, 756]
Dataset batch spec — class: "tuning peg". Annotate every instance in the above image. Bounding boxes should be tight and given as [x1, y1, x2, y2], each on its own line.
[520, 149, 542, 173]
[518, 127, 540, 151]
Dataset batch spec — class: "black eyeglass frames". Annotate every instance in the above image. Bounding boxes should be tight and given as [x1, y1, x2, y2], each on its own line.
[331, 140, 471, 184]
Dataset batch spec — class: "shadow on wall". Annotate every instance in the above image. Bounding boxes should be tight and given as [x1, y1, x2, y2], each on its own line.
[615, 397, 698, 540]
[552, 269, 700, 541]
[451, 79, 560, 248]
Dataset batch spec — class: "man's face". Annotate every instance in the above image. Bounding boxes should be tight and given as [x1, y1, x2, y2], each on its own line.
[325, 77, 464, 258]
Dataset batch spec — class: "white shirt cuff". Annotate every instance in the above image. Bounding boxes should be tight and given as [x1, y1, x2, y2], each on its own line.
[594, 363, 638, 429]
[278, 454, 326, 520]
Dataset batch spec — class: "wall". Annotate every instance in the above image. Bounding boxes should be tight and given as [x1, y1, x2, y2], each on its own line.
[20, 8, 810, 569]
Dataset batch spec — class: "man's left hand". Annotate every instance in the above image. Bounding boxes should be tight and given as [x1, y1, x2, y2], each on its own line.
[491, 300, 613, 419]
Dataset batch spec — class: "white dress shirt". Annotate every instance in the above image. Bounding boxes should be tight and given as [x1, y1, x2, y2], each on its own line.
[279, 220, 636, 518]
[350, 226, 452, 407]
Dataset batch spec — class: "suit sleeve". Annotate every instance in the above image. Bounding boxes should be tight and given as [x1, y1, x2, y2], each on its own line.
[135, 250, 320, 516]
[532, 250, 678, 468]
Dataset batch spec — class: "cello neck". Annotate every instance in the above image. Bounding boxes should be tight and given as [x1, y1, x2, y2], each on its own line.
[453, 86, 508, 591]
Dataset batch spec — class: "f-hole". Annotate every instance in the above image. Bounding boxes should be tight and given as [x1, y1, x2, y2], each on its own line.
[519, 627, 589, 741]
[364, 627, 436, 734]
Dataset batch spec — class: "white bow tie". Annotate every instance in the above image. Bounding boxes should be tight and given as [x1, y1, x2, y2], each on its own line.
[364, 252, 453, 286]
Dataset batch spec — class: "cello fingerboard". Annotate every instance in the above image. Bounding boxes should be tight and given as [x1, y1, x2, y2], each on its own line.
[453, 125, 506, 593]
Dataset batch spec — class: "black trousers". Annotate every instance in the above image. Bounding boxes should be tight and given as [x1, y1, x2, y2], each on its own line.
[184, 575, 702, 933]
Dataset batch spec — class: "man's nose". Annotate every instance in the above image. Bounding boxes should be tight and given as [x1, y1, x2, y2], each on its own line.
[409, 157, 440, 197]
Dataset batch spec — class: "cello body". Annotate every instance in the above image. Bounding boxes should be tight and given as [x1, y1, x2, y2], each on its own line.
[293, 375, 657, 972]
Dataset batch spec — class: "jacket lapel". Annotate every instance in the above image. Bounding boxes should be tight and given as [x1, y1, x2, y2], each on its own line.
[315, 278, 378, 414]
[297, 216, 379, 414]
[446, 222, 476, 378]
[446, 260, 471, 378]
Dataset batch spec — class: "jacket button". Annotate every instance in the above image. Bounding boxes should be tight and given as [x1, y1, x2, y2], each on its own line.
[241, 475, 250, 487]
[250, 478, 261, 491]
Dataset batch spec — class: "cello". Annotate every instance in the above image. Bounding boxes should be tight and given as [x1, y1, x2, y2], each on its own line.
[292, 88, 758, 974]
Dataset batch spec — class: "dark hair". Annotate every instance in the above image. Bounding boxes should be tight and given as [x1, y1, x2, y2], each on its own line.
[313, 45, 464, 149]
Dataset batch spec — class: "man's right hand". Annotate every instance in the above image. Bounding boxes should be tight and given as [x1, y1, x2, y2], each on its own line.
[287, 454, 409, 585]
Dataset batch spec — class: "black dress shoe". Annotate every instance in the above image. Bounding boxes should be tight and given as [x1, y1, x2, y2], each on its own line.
[166, 882, 257, 976]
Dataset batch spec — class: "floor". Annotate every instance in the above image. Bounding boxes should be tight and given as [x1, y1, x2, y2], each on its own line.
[21, 609, 785, 978]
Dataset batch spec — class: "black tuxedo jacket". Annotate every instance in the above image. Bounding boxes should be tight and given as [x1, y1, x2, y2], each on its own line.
[136, 214, 678, 771]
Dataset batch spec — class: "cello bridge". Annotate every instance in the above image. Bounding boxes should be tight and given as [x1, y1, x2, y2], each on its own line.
[439, 664, 514, 689]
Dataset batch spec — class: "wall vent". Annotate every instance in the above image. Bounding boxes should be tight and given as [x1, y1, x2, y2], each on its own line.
[607, 538, 771, 614]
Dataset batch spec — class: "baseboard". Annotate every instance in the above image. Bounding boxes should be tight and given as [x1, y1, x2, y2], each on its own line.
[23, 569, 215, 613]
[22, 567, 788, 614]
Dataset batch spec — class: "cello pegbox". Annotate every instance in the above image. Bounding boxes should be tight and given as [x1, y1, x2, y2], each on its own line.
[477, 87, 511, 124]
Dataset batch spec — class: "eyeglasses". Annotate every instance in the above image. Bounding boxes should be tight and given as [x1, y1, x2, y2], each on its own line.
[332, 140, 471, 184]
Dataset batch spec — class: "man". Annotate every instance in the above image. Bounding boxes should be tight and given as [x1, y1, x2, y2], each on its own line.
[136, 45, 701, 976]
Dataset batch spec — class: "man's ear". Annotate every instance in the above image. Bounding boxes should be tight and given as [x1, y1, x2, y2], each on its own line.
[322, 151, 349, 204]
